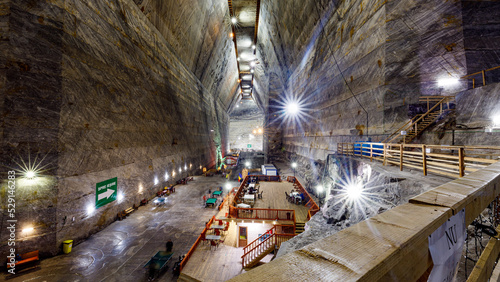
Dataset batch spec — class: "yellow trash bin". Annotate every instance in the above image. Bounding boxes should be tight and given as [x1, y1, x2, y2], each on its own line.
[63, 240, 73, 254]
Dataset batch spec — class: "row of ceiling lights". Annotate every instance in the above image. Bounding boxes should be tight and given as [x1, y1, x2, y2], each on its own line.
[229, 16, 257, 99]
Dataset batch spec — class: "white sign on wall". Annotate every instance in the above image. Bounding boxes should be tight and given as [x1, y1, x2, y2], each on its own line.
[428, 208, 465, 282]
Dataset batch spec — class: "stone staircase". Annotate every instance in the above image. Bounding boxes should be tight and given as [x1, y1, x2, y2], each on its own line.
[295, 222, 305, 235]
[383, 96, 455, 144]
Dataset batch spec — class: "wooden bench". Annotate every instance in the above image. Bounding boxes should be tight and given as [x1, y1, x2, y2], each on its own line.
[124, 207, 134, 216]
[7, 250, 40, 272]
[117, 207, 135, 220]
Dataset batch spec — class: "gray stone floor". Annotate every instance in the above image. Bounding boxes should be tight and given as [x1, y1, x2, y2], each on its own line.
[4, 176, 237, 282]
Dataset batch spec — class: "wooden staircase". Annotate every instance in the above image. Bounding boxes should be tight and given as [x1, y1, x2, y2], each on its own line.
[295, 222, 305, 235]
[382, 96, 455, 144]
[241, 225, 295, 269]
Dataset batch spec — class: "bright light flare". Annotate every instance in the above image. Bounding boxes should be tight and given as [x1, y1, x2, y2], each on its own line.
[154, 177, 159, 185]
[437, 77, 459, 87]
[346, 182, 363, 200]
[87, 204, 95, 215]
[117, 192, 124, 202]
[225, 183, 232, 190]
[25, 170, 36, 179]
[257, 128, 262, 133]
[328, 160, 396, 222]
[245, 161, 251, 168]
[316, 185, 323, 193]
[493, 115, 500, 127]
[231, 17, 237, 24]
[286, 102, 299, 115]
[291, 162, 297, 168]
[22, 226, 34, 233]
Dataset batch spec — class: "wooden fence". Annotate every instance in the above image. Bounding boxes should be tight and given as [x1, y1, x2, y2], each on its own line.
[338, 142, 500, 178]
[231, 161, 500, 281]
[179, 215, 215, 272]
[287, 176, 320, 220]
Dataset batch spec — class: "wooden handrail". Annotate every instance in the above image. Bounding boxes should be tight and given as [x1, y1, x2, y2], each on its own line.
[461, 65, 500, 88]
[381, 116, 418, 143]
[385, 97, 451, 144]
[243, 226, 276, 255]
[337, 142, 500, 179]
[179, 215, 215, 271]
[241, 229, 296, 268]
[231, 162, 500, 281]
[461, 65, 500, 78]
[290, 176, 320, 217]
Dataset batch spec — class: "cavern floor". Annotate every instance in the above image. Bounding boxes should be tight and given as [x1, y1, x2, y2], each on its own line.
[2, 176, 235, 282]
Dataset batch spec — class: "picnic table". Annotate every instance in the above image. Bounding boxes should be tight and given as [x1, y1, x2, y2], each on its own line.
[205, 198, 217, 208]
[144, 251, 173, 280]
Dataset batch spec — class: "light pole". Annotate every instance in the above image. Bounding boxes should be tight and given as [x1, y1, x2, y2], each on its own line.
[291, 162, 297, 178]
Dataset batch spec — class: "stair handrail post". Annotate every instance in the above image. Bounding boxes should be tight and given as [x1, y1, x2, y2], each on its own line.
[422, 144, 427, 176]
[399, 97, 447, 142]
[482, 70, 486, 86]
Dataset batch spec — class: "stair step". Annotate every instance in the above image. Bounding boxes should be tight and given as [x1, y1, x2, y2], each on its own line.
[244, 245, 275, 268]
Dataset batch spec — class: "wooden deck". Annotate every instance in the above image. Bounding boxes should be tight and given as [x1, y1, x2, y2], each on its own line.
[180, 219, 277, 281]
[251, 181, 310, 222]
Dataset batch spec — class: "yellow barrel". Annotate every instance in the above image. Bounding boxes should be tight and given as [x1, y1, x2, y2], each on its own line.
[63, 240, 73, 254]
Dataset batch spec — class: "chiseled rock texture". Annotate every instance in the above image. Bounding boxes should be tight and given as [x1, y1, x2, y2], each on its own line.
[0, 0, 235, 260]
[255, 0, 494, 166]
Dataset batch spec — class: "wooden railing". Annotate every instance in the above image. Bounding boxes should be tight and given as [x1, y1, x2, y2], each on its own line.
[230, 175, 296, 223]
[231, 162, 500, 281]
[288, 176, 320, 220]
[228, 206, 296, 222]
[232, 175, 251, 207]
[461, 65, 500, 88]
[218, 192, 231, 211]
[241, 225, 296, 268]
[179, 215, 215, 272]
[338, 142, 500, 178]
[382, 96, 454, 144]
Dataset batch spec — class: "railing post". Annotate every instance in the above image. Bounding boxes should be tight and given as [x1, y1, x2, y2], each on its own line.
[400, 144, 403, 171]
[459, 147, 465, 177]
[482, 70, 486, 86]
[422, 145, 427, 176]
[370, 143, 373, 161]
[383, 144, 387, 166]
[473, 78, 475, 89]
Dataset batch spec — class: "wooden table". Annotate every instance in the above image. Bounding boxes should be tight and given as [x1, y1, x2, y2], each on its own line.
[210, 224, 225, 230]
[205, 235, 221, 240]
[205, 198, 217, 207]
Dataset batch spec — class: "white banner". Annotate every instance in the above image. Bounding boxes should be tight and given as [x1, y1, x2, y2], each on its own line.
[428, 208, 465, 282]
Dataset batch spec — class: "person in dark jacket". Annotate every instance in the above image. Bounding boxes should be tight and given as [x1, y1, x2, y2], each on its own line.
[166, 239, 173, 252]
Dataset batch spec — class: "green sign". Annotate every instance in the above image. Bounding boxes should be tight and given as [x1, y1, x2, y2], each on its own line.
[96, 177, 117, 209]
[247, 144, 252, 148]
